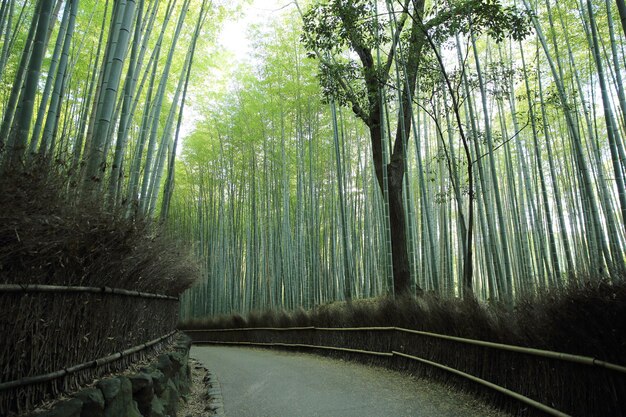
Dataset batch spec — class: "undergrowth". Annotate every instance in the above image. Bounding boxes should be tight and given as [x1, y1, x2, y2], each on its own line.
[0, 161, 199, 295]
[181, 280, 626, 364]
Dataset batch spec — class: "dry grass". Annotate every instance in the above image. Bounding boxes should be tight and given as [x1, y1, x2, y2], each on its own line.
[0, 163, 199, 295]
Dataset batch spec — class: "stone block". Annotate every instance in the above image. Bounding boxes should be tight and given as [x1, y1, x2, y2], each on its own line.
[97, 377, 121, 402]
[74, 387, 105, 417]
[149, 396, 165, 417]
[31, 398, 82, 417]
[129, 373, 153, 393]
[146, 367, 167, 396]
[99, 377, 142, 417]
[156, 354, 174, 379]
[129, 373, 154, 417]
[158, 378, 179, 417]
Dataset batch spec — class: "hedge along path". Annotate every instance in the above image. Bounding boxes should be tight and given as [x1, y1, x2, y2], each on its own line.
[0, 284, 179, 300]
[0, 331, 177, 391]
[186, 326, 626, 417]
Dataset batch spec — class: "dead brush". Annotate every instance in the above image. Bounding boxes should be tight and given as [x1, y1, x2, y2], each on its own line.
[0, 162, 200, 295]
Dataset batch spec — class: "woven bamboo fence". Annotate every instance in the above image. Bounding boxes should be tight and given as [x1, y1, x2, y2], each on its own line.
[0, 285, 180, 416]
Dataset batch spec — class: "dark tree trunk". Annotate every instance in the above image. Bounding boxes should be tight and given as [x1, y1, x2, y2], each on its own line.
[327, 0, 425, 297]
[385, 1, 425, 296]
[463, 163, 474, 297]
[616, 0, 626, 39]
[388, 165, 411, 295]
[369, 121, 411, 296]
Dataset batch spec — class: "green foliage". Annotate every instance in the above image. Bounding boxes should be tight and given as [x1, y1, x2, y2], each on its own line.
[429, 0, 532, 43]
[317, 60, 368, 107]
[300, 0, 392, 112]
[301, 0, 388, 54]
[300, 0, 531, 111]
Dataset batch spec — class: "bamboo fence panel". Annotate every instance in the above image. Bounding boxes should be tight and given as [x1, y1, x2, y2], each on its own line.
[0, 286, 180, 415]
[0, 284, 179, 300]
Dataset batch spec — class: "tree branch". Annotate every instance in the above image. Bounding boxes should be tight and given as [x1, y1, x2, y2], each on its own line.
[383, 0, 411, 76]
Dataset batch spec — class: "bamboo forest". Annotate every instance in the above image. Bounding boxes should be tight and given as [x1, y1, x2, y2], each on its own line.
[1, 0, 626, 317]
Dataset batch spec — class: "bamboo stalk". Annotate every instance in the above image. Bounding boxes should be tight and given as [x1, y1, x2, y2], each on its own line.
[0, 285, 178, 300]
[0, 331, 177, 391]
[184, 326, 392, 332]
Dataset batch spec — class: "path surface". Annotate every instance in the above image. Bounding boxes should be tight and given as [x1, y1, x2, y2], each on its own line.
[191, 345, 506, 417]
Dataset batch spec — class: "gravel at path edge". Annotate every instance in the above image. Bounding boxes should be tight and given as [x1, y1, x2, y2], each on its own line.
[178, 358, 223, 417]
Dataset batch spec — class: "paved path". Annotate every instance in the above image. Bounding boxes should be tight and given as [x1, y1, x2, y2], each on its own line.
[191, 345, 506, 417]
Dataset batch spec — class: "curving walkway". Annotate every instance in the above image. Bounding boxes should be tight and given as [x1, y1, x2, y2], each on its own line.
[191, 345, 506, 417]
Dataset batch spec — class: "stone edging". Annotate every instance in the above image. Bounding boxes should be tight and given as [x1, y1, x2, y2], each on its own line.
[203, 370, 225, 417]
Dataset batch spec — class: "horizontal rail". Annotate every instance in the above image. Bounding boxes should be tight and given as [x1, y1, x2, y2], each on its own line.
[196, 340, 393, 357]
[0, 331, 177, 391]
[185, 326, 392, 332]
[392, 351, 570, 417]
[315, 326, 394, 331]
[186, 326, 315, 332]
[0, 284, 178, 300]
[184, 326, 626, 374]
[394, 327, 626, 374]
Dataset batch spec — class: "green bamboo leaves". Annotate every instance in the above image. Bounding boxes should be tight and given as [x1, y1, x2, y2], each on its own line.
[0, 0, 214, 220]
